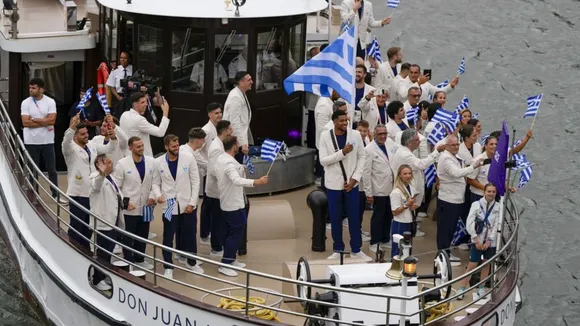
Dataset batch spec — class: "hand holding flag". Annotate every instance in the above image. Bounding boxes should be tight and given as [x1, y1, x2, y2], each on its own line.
[387, 0, 400, 18]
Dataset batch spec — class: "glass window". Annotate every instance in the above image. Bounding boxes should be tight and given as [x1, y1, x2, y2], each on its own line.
[122, 18, 134, 53]
[289, 23, 303, 75]
[137, 25, 164, 82]
[111, 11, 118, 61]
[256, 28, 284, 92]
[103, 8, 111, 61]
[171, 29, 206, 93]
[216, 32, 248, 93]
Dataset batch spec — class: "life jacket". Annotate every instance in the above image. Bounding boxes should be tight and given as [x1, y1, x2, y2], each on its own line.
[96, 62, 109, 95]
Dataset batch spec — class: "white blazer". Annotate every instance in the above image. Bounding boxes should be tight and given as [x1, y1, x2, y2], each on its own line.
[205, 138, 225, 199]
[201, 121, 217, 163]
[340, 0, 383, 49]
[62, 128, 114, 197]
[392, 75, 407, 102]
[363, 140, 398, 196]
[112, 155, 157, 216]
[180, 144, 207, 178]
[314, 97, 334, 149]
[386, 119, 408, 141]
[399, 79, 454, 103]
[437, 151, 474, 204]
[458, 142, 483, 165]
[91, 126, 129, 167]
[215, 153, 254, 212]
[362, 98, 388, 130]
[223, 87, 253, 146]
[391, 146, 439, 204]
[372, 62, 401, 94]
[119, 109, 170, 157]
[152, 152, 200, 215]
[319, 128, 366, 191]
[346, 84, 375, 124]
[89, 172, 124, 231]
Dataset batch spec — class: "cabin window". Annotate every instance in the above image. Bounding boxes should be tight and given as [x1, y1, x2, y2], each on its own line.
[103, 8, 112, 61]
[255, 28, 284, 92]
[137, 25, 165, 83]
[87, 265, 114, 299]
[482, 312, 498, 325]
[215, 32, 248, 94]
[111, 10, 119, 62]
[289, 22, 304, 75]
[171, 29, 206, 93]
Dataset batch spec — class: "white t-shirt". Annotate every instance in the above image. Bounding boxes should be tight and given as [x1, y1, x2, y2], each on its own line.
[21, 96, 57, 145]
[390, 185, 416, 224]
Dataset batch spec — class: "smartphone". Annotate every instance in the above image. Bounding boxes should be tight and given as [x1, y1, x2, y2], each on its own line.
[423, 69, 432, 80]
[483, 158, 492, 165]
[412, 194, 419, 199]
[122, 197, 130, 210]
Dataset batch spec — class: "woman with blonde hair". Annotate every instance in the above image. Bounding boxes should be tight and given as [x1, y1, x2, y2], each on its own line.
[390, 164, 418, 258]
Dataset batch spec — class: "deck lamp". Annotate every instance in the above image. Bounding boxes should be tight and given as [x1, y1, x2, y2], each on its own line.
[403, 256, 418, 277]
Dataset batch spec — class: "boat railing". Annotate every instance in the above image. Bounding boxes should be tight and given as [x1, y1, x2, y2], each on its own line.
[0, 97, 520, 325]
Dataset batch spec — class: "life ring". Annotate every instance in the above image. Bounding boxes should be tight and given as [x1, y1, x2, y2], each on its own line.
[96, 62, 109, 96]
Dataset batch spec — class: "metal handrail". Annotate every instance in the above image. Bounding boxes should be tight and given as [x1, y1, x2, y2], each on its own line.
[0, 97, 521, 325]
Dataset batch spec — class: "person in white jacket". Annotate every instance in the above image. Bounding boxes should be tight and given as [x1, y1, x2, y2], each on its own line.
[92, 116, 129, 166]
[223, 71, 254, 163]
[63, 114, 115, 250]
[389, 164, 418, 258]
[112, 136, 157, 271]
[340, 0, 391, 58]
[385, 101, 409, 141]
[363, 124, 398, 252]
[90, 154, 127, 291]
[153, 134, 202, 279]
[319, 110, 370, 261]
[361, 84, 390, 131]
[214, 136, 268, 277]
[119, 92, 170, 157]
[370, 47, 403, 94]
[398, 64, 458, 102]
[457, 183, 501, 300]
[350, 65, 375, 128]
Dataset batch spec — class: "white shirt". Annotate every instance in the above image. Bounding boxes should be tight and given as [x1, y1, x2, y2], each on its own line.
[91, 126, 129, 167]
[106, 65, 133, 93]
[314, 97, 334, 149]
[119, 109, 170, 157]
[190, 61, 228, 91]
[21, 96, 57, 145]
[390, 185, 416, 223]
[437, 151, 475, 204]
[466, 198, 501, 247]
[469, 152, 491, 196]
[215, 152, 254, 212]
[112, 155, 157, 216]
[206, 137, 225, 199]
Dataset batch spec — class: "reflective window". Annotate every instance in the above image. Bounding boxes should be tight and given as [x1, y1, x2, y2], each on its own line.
[137, 25, 164, 82]
[256, 28, 284, 92]
[122, 19, 134, 53]
[289, 23, 303, 75]
[171, 29, 206, 93]
[103, 8, 111, 60]
[111, 10, 118, 61]
[216, 32, 248, 93]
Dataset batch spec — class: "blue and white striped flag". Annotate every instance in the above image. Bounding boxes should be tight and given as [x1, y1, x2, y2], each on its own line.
[367, 38, 382, 62]
[284, 24, 357, 104]
[480, 133, 490, 146]
[427, 122, 447, 146]
[76, 87, 93, 118]
[97, 93, 111, 115]
[473, 112, 479, 120]
[512, 154, 533, 189]
[428, 79, 450, 100]
[244, 155, 255, 175]
[164, 198, 176, 221]
[340, 21, 350, 34]
[387, 0, 400, 9]
[142, 204, 156, 222]
[425, 164, 437, 188]
[456, 95, 469, 113]
[524, 94, 543, 118]
[451, 218, 468, 246]
[261, 139, 283, 162]
[456, 57, 466, 76]
[440, 112, 460, 133]
[406, 107, 419, 126]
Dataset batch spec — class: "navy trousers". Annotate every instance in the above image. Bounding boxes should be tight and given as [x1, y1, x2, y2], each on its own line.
[162, 210, 198, 269]
[391, 220, 413, 258]
[92, 229, 118, 285]
[327, 187, 362, 253]
[207, 197, 223, 252]
[200, 176, 212, 239]
[68, 196, 92, 250]
[370, 196, 393, 246]
[25, 144, 59, 197]
[221, 208, 247, 264]
[436, 199, 462, 254]
[122, 215, 150, 263]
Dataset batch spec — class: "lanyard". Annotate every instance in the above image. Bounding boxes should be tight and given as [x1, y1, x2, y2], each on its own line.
[479, 201, 495, 224]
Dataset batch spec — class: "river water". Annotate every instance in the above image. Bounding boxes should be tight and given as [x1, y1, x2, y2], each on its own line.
[1, 0, 579, 325]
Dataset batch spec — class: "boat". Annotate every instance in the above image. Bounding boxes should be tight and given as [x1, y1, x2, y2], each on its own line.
[0, 0, 522, 325]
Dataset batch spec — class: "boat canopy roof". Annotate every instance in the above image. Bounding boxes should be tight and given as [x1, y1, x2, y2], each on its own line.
[97, 0, 327, 19]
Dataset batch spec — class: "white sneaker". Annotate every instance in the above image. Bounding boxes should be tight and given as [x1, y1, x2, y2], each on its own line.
[186, 262, 205, 274]
[219, 266, 238, 277]
[200, 237, 211, 246]
[178, 255, 187, 264]
[361, 229, 370, 237]
[449, 254, 462, 267]
[164, 269, 173, 279]
[232, 260, 246, 268]
[417, 212, 427, 218]
[458, 243, 470, 251]
[342, 219, 348, 228]
[369, 243, 381, 253]
[113, 244, 122, 254]
[361, 233, 371, 242]
[415, 230, 426, 237]
[326, 223, 332, 230]
[351, 251, 372, 262]
[148, 232, 157, 240]
[314, 177, 322, 186]
[210, 250, 224, 258]
[380, 241, 392, 249]
[327, 252, 340, 260]
[135, 261, 154, 270]
[57, 197, 69, 205]
[475, 288, 488, 300]
[95, 280, 112, 291]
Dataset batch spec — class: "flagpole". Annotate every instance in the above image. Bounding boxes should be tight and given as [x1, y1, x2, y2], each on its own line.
[388, 8, 396, 18]
[265, 153, 278, 176]
[530, 109, 539, 131]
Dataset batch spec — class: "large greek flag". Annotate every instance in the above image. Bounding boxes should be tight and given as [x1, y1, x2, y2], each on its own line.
[284, 25, 357, 104]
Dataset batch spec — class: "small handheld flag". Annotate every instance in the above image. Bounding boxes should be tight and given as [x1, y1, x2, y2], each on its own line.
[524, 94, 543, 130]
[428, 79, 450, 100]
[427, 122, 447, 146]
[387, 0, 400, 8]
[244, 155, 255, 175]
[261, 139, 283, 176]
[76, 87, 93, 119]
[512, 154, 533, 189]
[456, 57, 466, 76]
[451, 219, 468, 246]
[406, 107, 419, 126]
[97, 93, 110, 115]
[425, 164, 437, 188]
[456, 95, 469, 113]
[367, 38, 382, 62]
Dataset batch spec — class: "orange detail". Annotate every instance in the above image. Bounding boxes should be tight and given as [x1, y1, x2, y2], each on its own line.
[97, 62, 109, 96]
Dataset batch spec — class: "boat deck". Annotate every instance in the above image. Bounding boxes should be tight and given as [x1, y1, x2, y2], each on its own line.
[32, 174, 489, 325]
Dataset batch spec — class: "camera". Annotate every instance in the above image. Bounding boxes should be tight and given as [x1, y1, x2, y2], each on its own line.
[120, 69, 161, 96]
